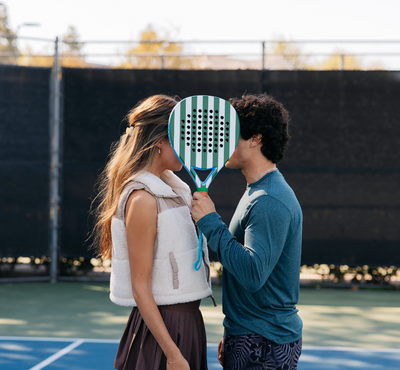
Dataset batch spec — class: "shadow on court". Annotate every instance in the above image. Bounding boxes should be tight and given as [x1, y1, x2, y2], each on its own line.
[0, 282, 399, 369]
[1, 338, 400, 370]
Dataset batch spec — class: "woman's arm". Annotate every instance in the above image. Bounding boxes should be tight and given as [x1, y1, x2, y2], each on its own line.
[125, 190, 189, 369]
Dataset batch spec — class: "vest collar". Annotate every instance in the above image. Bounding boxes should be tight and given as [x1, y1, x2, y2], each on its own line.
[134, 170, 190, 198]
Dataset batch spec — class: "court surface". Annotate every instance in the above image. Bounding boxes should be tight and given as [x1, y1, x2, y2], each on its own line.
[1, 337, 400, 370]
[1, 282, 399, 369]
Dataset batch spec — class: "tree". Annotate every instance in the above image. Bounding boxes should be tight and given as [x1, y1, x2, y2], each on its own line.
[311, 50, 386, 70]
[61, 25, 87, 67]
[311, 49, 364, 70]
[19, 25, 89, 68]
[63, 25, 84, 54]
[270, 38, 311, 70]
[0, 2, 18, 64]
[118, 25, 192, 69]
[18, 45, 54, 67]
[268, 38, 385, 71]
[0, 2, 53, 67]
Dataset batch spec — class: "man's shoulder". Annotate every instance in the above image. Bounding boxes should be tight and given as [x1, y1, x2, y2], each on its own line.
[241, 172, 301, 215]
[248, 191, 292, 216]
[262, 173, 301, 215]
[274, 182, 301, 221]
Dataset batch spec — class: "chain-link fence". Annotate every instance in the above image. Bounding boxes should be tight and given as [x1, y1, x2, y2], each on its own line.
[0, 34, 55, 66]
[1, 35, 400, 70]
[2, 36, 400, 283]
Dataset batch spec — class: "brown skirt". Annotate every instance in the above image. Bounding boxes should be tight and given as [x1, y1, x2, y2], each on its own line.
[114, 300, 208, 370]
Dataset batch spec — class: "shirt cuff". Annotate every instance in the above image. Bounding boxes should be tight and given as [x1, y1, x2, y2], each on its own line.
[197, 212, 222, 236]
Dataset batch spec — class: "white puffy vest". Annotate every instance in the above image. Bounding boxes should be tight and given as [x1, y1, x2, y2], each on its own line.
[109, 170, 212, 306]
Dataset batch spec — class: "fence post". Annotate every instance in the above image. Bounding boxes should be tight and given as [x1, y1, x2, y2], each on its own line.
[262, 41, 265, 71]
[49, 37, 61, 283]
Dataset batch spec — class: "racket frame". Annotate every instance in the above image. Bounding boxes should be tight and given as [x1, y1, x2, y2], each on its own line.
[168, 95, 240, 270]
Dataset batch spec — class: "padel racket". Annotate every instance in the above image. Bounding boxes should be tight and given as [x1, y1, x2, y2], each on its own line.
[168, 95, 240, 270]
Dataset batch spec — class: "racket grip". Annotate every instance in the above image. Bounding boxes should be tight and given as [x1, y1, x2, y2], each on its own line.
[194, 231, 203, 270]
[197, 188, 208, 197]
[194, 188, 207, 270]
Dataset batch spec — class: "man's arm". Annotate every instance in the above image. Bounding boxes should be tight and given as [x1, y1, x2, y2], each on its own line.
[193, 193, 291, 292]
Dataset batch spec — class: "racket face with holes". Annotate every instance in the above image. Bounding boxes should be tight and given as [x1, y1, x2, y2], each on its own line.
[168, 95, 240, 190]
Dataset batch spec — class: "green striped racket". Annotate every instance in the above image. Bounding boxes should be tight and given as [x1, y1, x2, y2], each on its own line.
[168, 95, 240, 270]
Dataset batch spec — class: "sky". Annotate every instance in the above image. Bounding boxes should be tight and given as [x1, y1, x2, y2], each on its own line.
[3, 0, 400, 66]
[5, 0, 400, 42]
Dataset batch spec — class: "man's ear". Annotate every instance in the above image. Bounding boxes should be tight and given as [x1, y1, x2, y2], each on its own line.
[250, 134, 262, 147]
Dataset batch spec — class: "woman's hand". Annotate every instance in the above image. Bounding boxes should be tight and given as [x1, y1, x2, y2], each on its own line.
[166, 355, 190, 370]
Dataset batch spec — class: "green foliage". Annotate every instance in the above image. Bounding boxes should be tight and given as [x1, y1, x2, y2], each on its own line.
[59, 257, 93, 277]
[0, 2, 17, 63]
[60, 25, 89, 67]
[118, 24, 193, 69]
[271, 38, 310, 69]
[0, 257, 50, 278]
[62, 25, 83, 54]
[302, 264, 400, 287]
[19, 24, 88, 68]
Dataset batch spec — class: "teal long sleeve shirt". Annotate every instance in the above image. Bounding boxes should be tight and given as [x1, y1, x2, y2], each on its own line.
[197, 170, 303, 344]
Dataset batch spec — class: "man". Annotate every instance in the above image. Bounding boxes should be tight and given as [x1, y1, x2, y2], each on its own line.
[191, 94, 303, 370]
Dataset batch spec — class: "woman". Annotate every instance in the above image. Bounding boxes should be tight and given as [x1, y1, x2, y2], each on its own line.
[92, 95, 213, 370]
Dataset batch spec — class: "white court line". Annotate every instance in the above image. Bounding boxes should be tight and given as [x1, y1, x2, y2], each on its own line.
[0, 336, 119, 343]
[302, 346, 400, 353]
[0, 336, 75, 342]
[28, 339, 84, 370]
[1, 336, 399, 354]
[208, 344, 400, 353]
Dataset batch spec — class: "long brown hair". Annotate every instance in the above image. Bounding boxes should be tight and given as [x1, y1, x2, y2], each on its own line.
[91, 94, 178, 259]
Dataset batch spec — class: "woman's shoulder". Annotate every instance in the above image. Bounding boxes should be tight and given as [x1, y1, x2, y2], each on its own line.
[115, 181, 156, 220]
[125, 189, 157, 221]
[126, 188, 156, 209]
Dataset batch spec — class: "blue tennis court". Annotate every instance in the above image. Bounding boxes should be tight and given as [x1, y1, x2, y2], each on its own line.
[1, 337, 400, 370]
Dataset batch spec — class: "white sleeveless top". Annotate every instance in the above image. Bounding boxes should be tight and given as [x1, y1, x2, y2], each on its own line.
[109, 170, 212, 306]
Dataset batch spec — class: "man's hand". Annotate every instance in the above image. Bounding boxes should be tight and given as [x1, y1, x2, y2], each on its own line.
[191, 192, 216, 222]
[217, 337, 223, 366]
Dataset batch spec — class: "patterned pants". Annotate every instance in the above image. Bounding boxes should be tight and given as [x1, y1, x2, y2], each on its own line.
[223, 333, 302, 370]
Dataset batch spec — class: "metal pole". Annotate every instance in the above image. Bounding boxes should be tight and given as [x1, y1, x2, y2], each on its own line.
[49, 37, 61, 283]
[341, 54, 345, 70]
[160, 55, 164, 70]
[262, 41, 265, 71]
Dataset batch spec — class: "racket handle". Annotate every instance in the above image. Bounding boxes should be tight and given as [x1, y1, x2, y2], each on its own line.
[197, 187, 208, 197]
[194, 231, 203, 270]
[194, 188, 207, 270]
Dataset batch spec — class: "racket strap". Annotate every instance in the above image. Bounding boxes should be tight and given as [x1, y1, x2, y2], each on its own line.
[194, 233, 203, 270]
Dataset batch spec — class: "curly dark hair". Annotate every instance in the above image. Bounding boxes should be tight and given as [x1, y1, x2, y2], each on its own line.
[229, 94, 290, 163]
